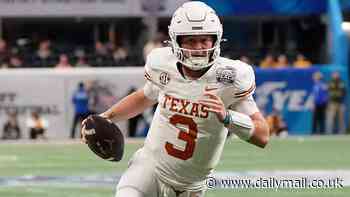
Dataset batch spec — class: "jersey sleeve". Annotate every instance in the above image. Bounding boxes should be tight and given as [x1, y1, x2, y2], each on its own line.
[143, 50, 161, 101]
[233, 61, 256, 99]
[144, 82, 160, 101]
[229, 95, 259, 116]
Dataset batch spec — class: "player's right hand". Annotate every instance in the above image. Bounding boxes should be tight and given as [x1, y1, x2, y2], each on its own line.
[198, 91, 227, 123]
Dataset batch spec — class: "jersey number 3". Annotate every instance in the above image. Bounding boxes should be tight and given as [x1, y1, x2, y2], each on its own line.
[165, 114, 198, 160]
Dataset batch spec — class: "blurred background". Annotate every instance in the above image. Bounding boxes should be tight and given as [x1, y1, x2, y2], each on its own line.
[0, 0, 349, 196]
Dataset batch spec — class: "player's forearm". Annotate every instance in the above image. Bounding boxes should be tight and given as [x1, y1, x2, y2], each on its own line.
[101, 89, 157, 122]
[248, 112, 270, 148]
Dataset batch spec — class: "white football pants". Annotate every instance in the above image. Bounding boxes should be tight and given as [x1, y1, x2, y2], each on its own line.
[115, 148, 205, 197]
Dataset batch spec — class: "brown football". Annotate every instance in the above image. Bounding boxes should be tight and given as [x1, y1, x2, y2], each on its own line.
[83, 115, 124, 162]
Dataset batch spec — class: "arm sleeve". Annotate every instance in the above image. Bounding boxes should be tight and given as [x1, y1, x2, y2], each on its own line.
[144, 81, 160, 101]
[229, 95, 259, 116]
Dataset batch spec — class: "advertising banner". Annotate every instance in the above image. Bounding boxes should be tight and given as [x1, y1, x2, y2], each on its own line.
[255, 66, 348, 135]
[255, 68, 317, 134]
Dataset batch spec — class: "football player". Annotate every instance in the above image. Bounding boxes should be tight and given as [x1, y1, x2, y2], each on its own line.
[82, 1, 269, 197]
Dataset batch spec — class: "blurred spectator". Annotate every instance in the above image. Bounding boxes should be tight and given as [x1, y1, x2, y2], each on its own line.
[274, 54, 289, 68]
[85, 80, 99, 114]
[2, 112, 21, 140]
[0, 62, 10, 69]
[326, 71, 346, 134]
[26, 111, 48, 140]
[95, 41, 108, 56]
[75, 56, 91, 67]
[74, 48, 86, 59]
[71, 82, 90, 139]
[91, 41, 112, 67]
[293, 54, 312, 68]
[37, 40, 52, 58]
[0, 39, 10, 66]
[266, 109, 288, 137]
[239, 56, 251, 65]
[143, 32, 165, 61]
[0, 38, 148, 68]
[311, 72, 328, 135]
[8, 56, 24, 68]
[55, 54, 72, 69]
[33, 40, 56, 67]
[105, 41, 116, 53]
[83, 80, 117, 113]
[112, 47, 129, 66]
[259, 54, 275, 68]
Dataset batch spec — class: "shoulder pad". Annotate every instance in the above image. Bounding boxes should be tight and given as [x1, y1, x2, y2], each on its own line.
[144, 47, 172, 86]
[232, 60, 256, 99]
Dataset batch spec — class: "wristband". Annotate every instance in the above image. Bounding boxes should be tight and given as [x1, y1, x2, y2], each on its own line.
[222, 111, 231, 126]
[224, 110, 254, 141]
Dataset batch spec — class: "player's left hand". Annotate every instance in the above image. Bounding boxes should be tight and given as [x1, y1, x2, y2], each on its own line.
[198, 91, 226, 123]
[81, 113, 110, 144]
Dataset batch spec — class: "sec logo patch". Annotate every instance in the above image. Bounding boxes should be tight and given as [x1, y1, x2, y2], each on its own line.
[159, 72, 170, 85]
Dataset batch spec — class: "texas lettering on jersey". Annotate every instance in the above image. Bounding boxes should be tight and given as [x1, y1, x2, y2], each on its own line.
[162, 94, 209, 119]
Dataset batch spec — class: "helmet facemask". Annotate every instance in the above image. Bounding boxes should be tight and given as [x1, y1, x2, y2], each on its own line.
[172, 35, 220, 71]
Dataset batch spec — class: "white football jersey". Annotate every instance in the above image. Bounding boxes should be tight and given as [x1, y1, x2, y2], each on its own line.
[142, 47, 258, 189]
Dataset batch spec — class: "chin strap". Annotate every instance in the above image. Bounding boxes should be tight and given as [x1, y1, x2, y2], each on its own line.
[184, 56, 210, 70]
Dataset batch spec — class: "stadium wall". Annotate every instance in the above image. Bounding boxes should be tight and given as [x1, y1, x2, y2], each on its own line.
[0, 68, 145, 139]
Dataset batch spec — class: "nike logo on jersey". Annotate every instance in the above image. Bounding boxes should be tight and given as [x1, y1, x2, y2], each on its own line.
[204, 86, 219, 91]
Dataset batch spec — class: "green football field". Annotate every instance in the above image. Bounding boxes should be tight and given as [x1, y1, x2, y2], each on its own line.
[0, 136, 349, 197]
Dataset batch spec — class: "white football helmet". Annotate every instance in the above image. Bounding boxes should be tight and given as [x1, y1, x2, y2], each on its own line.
[168, 1, 223, 70]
